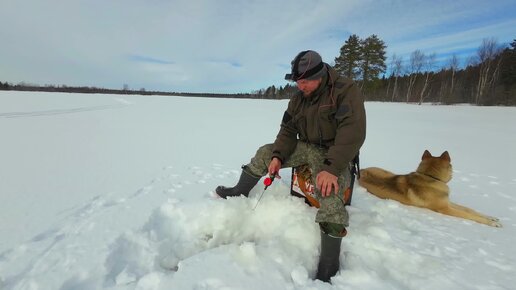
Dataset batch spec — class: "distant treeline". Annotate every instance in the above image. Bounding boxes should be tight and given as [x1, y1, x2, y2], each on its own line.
[2, 38, 515, 105]
[0, 82, 255, 99]
[258, 37, 516, 106]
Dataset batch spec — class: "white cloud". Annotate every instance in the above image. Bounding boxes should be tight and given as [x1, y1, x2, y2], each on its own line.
[0, 0, 514, 92]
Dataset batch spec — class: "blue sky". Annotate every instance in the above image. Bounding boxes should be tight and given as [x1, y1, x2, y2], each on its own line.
[1, 0, 515, 93]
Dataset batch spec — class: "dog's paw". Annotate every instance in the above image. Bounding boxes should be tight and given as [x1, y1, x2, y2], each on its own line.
[490, 220, 503, 228]
[488, 216, 500, 222]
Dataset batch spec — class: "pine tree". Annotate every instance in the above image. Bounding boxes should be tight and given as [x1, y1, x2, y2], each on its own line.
[360, 34, 387, 89]
[500, 39, 516, 90]
[334, 34, 362, 80]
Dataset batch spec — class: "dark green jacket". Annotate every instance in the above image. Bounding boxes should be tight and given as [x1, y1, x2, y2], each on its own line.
[272, 65, 366, 176]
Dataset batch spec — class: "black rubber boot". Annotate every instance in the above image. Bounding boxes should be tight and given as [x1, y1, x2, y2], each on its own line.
[215, 169, 260, 199]
[315, 230, 343, 283]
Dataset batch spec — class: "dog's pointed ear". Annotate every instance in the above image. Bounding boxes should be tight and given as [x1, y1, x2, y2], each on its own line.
[440, 151, 451, 162]
[422, 150, 432, 160]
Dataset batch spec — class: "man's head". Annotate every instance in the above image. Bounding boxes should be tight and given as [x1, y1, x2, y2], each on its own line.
[285, 50, 327, 96]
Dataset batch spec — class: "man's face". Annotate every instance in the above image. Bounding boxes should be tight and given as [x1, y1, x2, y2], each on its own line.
[296, 78, 322, 96]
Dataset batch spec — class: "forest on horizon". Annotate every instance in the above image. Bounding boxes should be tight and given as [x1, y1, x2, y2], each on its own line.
[2, 37, 515, 106]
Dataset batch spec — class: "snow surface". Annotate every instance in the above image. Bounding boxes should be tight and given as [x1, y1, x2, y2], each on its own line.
[1, 91, 515, 290]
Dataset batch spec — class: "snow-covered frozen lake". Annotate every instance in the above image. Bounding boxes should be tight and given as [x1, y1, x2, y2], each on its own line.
[1, 91, 515, 289]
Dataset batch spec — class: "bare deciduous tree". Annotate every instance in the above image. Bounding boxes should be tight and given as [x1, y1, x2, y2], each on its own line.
[389, 54, 403, 101]
[418, 53, 436, 104]
[448, 54, 460, 98]
[475, 38, 501, 105]
[406, 50, 425, 103]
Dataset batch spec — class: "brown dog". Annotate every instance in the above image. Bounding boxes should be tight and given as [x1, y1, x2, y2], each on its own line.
[359, 150, 502, 227]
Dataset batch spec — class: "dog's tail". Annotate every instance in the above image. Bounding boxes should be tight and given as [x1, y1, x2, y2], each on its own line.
[358, 167, 395, 191]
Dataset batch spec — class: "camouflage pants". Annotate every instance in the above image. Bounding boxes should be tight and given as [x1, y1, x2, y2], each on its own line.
[244, 142, 350, 227]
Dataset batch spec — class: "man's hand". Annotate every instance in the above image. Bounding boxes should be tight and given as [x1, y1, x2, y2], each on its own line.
[316, 171, 339, 197]
[268, 157, 282, 179]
